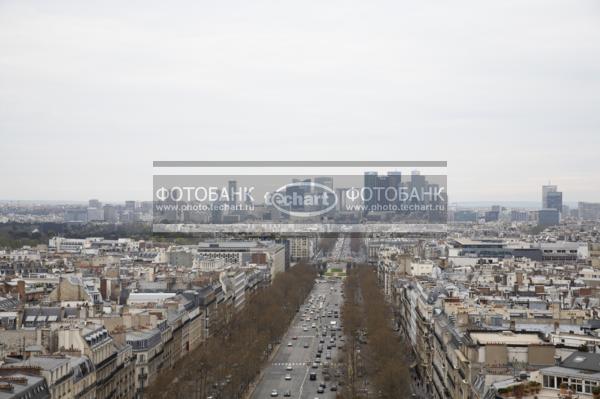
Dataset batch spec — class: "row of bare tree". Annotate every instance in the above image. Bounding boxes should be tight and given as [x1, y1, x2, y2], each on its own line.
[146, 263, 316, 399]
[340, 266, 411, 399]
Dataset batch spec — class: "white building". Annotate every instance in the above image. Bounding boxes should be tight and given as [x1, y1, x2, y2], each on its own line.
[290, 236, 312, 261]
[410, 261, 434, 276]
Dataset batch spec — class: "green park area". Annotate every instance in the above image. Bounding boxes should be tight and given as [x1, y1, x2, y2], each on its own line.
[325, 268, 347, 277]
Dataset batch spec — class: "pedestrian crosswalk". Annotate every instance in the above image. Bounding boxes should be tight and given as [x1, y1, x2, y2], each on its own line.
[272, 362, 342, 367]
[272, 362, 309, 366]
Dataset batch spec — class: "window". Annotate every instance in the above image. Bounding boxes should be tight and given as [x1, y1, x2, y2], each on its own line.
[572, 378, 583, 393]
[543, 375, 556, 389]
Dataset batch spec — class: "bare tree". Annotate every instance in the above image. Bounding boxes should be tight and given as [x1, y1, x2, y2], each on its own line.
[147, 263, 316, 399]
[340, 266, 412, 399]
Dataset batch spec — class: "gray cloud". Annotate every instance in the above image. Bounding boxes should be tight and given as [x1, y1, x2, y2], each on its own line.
[1, 0, 599, 202]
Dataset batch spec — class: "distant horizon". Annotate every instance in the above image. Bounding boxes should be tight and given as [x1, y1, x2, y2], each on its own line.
[0, 198, 590, 209]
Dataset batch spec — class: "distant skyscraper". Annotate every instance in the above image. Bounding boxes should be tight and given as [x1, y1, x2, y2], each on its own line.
[314, 176, 333, 191]
[387, 171, 402, 187]
[578, 202, 600, 220]
[387, 171, 402, 208]
[89, 199, 101, 209]
[87, 207, 104, 221]
[408, 171, 426, 200]
[363, 172, 378, 212]
[546, 191, 563, 213]
[335, 188, 350, 211]
[362, 171, 408, 214]
[87, 199, 103, 221]
[542, 184, 557, 208]
[313, 177, 334, 212]
[288, 178, 311, 212]
[363, 172, 387, 213]
[103, 204, 118, 222]
[211, 199, 223, 223]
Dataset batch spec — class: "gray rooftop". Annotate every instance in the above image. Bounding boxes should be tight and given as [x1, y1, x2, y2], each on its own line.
[560, 351, 600, 372]
[10, 355, 70, 371]
[0, 373, 49, 399]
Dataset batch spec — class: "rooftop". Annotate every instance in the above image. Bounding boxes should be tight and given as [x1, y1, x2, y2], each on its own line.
[469, 331, 544, 346]
[9, 356, 70, 371]
[0, 373, 48, 399]
[560, 351, 600, 372]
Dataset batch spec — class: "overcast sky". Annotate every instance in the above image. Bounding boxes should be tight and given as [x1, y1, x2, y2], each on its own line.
[1, 0, 599, 203]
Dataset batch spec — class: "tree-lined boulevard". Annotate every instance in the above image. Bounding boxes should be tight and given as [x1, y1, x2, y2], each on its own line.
[340, 266, 412, 399]
[147, 263, 316, 399]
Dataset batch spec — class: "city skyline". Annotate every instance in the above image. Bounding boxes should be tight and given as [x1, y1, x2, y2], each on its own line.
[0, 184, 595, 205]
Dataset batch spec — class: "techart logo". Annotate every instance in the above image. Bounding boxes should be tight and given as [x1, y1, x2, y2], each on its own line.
[267, 181, 337, 218]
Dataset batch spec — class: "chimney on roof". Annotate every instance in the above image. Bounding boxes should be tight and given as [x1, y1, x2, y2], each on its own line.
[16, 280, 25, 301]
[519, 372, 528, 381]
[516, 272, 524, 285]
[554, 355, 561, 366]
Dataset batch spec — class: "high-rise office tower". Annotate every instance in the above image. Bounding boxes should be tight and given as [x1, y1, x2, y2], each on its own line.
[89, 199, 101, 209]
[578, 202, 600, 220]
[542, 184, 557, 208]
[546, 191, 563, 213]
[103, 204, 118, 222]
[363, 171, 404, 213]
[314, 176, 334, 192]
[364, 172, 381, 213]
[288, 178, 311, 211]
